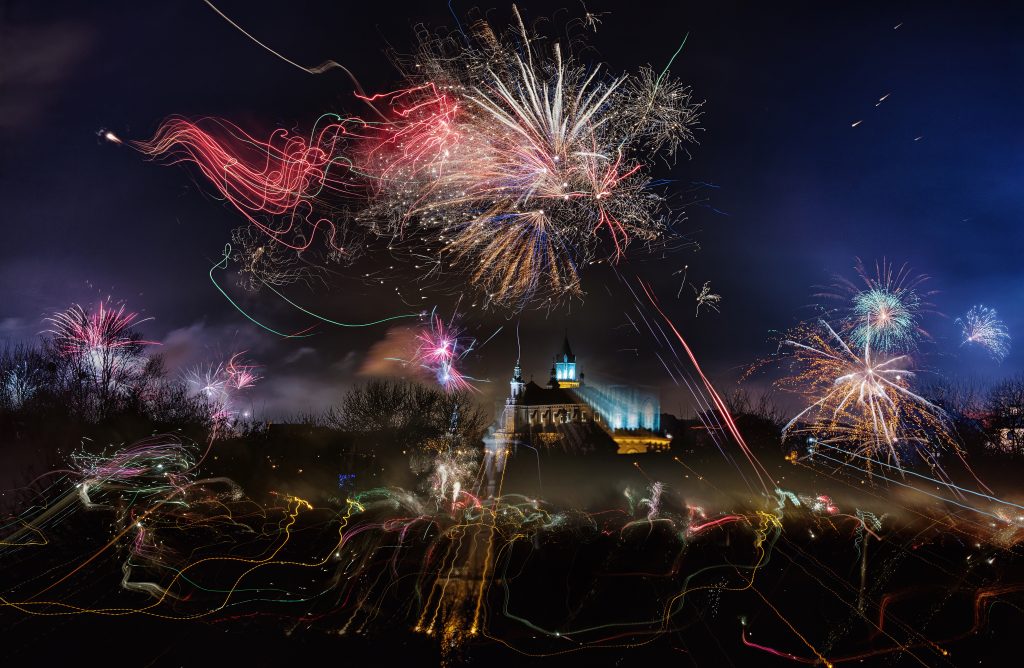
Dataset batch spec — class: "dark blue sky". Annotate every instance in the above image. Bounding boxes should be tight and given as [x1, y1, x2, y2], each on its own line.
[1, 1, 1022, 416]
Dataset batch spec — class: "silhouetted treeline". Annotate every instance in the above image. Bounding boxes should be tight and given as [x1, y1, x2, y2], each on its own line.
[922, 375, 1024, 459]
[0, 341, 212, 456]
[1, 328, 490, 501]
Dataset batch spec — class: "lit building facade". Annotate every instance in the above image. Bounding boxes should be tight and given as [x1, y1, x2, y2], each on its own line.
[482, 336, 669, 496]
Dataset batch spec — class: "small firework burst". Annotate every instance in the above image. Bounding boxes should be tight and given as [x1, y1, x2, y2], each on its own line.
[225, 352, 261, 390]
[185, 352, 261, 420]
[412, 313, 477, 393]
[230, 226, 324, 292]
[850, 287, 920, 353]
[47, 301, 153, 356]
[957, 305, 1010, 362]
[693, 281, 721, 316]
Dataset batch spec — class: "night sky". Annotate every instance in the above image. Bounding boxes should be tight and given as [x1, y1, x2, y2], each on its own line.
[2, 1, 1022, 418]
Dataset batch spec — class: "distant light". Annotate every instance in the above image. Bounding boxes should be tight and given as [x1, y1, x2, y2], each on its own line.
[100, 129, 123, 144]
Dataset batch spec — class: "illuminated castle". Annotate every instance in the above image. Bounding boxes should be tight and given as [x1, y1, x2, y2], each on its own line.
[483, 335, 669, 495]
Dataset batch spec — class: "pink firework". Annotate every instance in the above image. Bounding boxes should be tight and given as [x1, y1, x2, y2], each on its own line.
[186, 352, 261, 420]
[225, 351, 261, 390]
[412, 313, 476, 393]
[47, 301, 157, 362]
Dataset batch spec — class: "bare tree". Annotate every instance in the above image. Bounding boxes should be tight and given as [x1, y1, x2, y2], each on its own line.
[0, 344, 46, 410]
[724, 387, 785, 451]
[986, 375, 1024, 455]
[328, 379, 489, 456]
[919, 377, 988, 454]
[725, 387, 785, 428]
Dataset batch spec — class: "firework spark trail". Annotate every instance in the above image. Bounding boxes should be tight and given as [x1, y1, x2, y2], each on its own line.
[636, 278, 773, 494]
[201, 0, 376, 94]
[618, 271, 754, 485]
[814, 440, 1024, 514]
[134, 117, 356, 253]
[209, 245, 316, 338]
[957, 304, 1010, 362]
[4, 445, 1005, 661]
[813, 449, 1011, 522]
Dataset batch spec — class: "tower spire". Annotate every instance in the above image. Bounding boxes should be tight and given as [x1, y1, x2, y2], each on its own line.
[552, 330, 579, 387]
[510, 357, 525, 402]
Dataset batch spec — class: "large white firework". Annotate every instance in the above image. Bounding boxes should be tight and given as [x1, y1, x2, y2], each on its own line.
[778, 319, 953, 468]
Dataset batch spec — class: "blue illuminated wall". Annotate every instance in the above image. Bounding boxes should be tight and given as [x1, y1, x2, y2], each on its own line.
[576, 384, 660, 431]
[555, 360, 576, 381]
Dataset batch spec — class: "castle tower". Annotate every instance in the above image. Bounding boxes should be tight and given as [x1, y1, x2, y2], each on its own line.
[552, 333, 580, 388]
[510, 359, 525, 403]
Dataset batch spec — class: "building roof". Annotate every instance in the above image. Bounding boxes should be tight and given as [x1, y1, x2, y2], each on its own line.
[559, 334, 575, 362]
[519, 381, 581, 406]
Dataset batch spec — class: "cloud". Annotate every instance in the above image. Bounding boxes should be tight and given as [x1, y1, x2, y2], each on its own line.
[283, 346, 317, 364]
[0, 22, 95, 132]
[0, 317, 32, 337]
[332, 350, 360, 374]
[358, 325, 418, 378]
[159, 320, 271, 373]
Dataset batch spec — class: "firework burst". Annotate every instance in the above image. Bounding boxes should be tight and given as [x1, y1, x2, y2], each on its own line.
[818, 258, 932, 354]
[46, 301, 157, 383]
[229, 225, 325, 292]
[850, 287, 920, 352]
[777, 319, 952, 468]
[957, 305, 1010, 362]
[47, 302, 153, 355]
[134, 7, 701, 310]
[185, 352, 261, 420]
[411, 313, 477, 393]
[361, 8, 701, 307]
